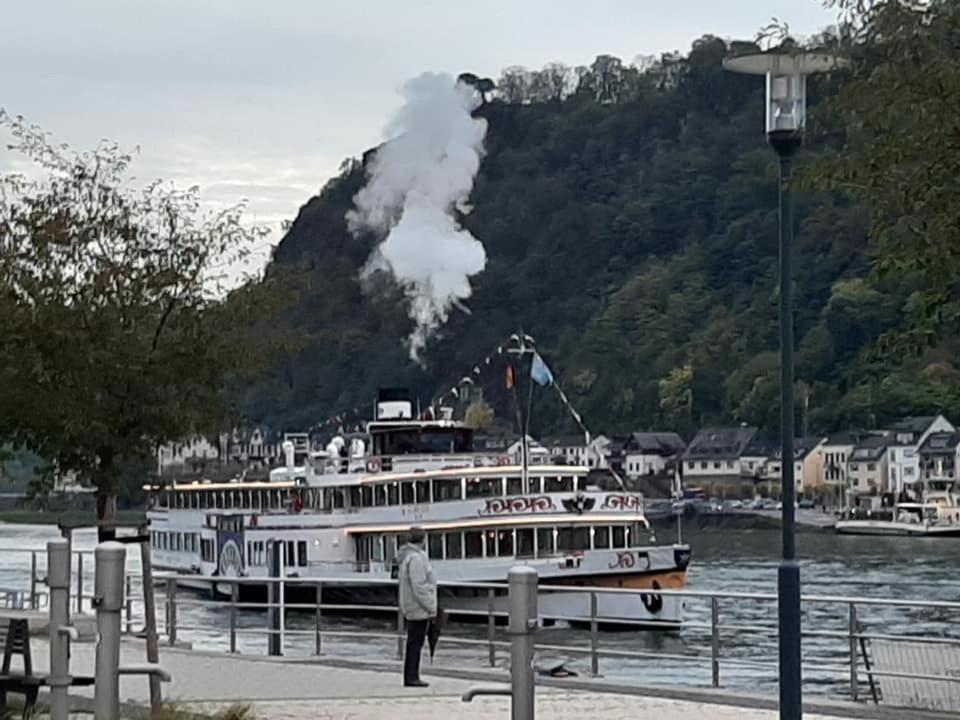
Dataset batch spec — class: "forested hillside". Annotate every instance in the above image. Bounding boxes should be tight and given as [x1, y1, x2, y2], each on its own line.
[242, 30, 960, 441]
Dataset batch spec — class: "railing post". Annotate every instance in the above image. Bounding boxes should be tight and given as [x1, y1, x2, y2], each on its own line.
[166, 578, 178, 646]
[314, 583, 323, 656]
[229, 581, 238, 654]
[93, 542, 126, 720]
[590, 592, 599, 677]
[848, 602, 859, 702]
[509, 566, 537, 720]
[29, 550, 38, 610]
[47, 539, 72, 720]
[487, 588, 497, 667]
[125, 574, 133, 634]
[76, 552, 84, 615]
[267, 540, 282, 656]
[139, 535, 162, 710]
[711, 596, 720, 688]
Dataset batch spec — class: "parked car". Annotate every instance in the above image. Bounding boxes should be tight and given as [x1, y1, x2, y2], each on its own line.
[798, 499, 816, 509]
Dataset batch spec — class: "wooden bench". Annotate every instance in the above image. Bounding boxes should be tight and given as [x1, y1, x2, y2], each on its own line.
[0, 617, 95, 718]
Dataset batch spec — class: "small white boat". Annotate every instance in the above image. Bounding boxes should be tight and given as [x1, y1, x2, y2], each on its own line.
[835, 503, 960, 537]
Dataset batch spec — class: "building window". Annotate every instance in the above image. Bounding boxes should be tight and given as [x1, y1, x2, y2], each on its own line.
[867, 463, 876, 471]
[713, 461, 721, 469]
[687, 461, 695, 470]
[727, 460, 735, 469]
[700, 461, 707, 470]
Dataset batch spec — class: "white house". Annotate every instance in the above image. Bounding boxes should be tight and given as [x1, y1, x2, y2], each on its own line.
[544, 434, 610, 468]
[918, 431, 960, 484]
[622, 432, 686, 479]
[682, 427, 759, 485]
[158, 434, 220, 474]
[884, 416, 954, 494]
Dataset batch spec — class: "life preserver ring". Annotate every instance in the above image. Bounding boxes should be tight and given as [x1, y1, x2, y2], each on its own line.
[641, 580, 663, 614]
[366, 458, 381, 473]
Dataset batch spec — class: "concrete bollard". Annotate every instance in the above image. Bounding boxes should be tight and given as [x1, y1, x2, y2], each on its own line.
[462, 566, 538, 720]
[47, 539, 75, 720]
[94, 542, 126, 720]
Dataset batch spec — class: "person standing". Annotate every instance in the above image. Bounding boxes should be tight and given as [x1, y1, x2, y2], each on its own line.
[398, 526, 437, 687]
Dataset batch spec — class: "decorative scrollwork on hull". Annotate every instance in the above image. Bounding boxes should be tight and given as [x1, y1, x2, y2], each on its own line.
[480, 495, 556, 515]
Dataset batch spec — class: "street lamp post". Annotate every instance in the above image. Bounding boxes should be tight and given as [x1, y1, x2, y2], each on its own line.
[723, 51, 846, 720]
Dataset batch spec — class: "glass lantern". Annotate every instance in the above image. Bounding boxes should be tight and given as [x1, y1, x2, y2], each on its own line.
[766, 72, 806, 134]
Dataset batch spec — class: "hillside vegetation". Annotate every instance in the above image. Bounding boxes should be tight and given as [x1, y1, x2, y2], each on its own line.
[244, 27, 960, 441]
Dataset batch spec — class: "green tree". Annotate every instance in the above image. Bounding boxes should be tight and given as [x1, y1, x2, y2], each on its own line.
[658, 364, 694, 434]
[464, 398, 495, 431]
[815, 0, 960, 345]
[0, 114, 287, 539]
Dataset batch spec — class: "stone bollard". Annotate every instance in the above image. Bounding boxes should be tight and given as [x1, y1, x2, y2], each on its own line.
[47, 539, 76, 720]
[94, 542, 126, 720]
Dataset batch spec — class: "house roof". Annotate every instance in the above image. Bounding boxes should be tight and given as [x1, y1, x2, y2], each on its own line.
[543, 434, 589, 449]
[920, 432, 960, 454]
[890, 416, 937, 434]
[850, 435, 889, 460]
[771, 438, 821, 461]
[822, 431, 859, 447]
[625, 432, 686, 455]
[683, 427, 758, 460]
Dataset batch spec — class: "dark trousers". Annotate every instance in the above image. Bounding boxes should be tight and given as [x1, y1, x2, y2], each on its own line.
[403, 618, 429, 684]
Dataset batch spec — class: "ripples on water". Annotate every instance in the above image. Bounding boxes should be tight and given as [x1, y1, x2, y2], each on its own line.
[3, 522, 960, 696]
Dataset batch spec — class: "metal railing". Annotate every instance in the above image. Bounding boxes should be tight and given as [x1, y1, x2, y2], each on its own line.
[4, 546, 960, 712]
[142, 572, 960, 709]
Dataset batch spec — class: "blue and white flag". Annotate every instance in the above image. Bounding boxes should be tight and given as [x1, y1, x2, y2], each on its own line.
[530, 352, 554, 386]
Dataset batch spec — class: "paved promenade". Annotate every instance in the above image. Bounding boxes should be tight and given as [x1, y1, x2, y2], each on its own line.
[23, 637, 909, 720]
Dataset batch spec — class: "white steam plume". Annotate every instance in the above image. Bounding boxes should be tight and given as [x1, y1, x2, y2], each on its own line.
[346, 72, 488, 361]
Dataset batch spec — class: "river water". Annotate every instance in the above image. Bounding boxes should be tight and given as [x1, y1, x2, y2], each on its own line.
[2, 522, 960, 698]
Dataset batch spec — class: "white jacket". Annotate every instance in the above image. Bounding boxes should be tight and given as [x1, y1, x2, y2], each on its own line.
[398, 543, 437, 621]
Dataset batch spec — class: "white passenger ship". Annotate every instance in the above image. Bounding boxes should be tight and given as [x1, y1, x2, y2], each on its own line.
[145, 392, 691, 628]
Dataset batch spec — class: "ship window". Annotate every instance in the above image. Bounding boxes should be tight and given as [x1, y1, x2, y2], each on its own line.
[517, 528, 534, 558]
[594, 526, 611, 550]
[428, 534, 444, 559]
[497, 529, 514, 557]
[575, 476, 586, 492]
[529, 476, 543, 493]
[401, 482, 415, 505]
[464, 531, 483, 559]
[445, 532, 463, 559]
[372, 537, 384, 562]
[485, 529, 497, 557]
[466, 478, 499, 498]
[612, 526, 626, 548]
[432, 478, 462, 502]
[506, 476, 523, 496]
[415, 480, 431, 504]
[557, 527, 589, 552]
[332, 490, 345, 510]
[545, 477, 573, 493]
[286, 541, 295, 567]
[360, 486, 373, 507]
[373, 484, 387, 506]
[298, 541, 307, 567]
[536, 528, 554, 557]
[349, 487, 362, 508]
[387, 483, 399, 505]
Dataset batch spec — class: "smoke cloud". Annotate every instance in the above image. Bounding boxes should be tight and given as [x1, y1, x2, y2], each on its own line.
[347, 72, 488, 361]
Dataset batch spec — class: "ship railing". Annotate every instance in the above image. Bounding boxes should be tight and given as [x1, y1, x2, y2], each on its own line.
[4, 546, 960, 712]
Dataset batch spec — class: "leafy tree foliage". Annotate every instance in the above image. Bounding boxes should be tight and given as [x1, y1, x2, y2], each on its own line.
[251, 22, 960, 441]
[0, 114, 288, 536]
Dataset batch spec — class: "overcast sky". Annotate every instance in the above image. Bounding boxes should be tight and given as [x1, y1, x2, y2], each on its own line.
[0, 1, 836, 270]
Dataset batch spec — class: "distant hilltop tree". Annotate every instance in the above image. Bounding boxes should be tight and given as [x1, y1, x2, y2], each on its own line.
[457, 72, 496, 103]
